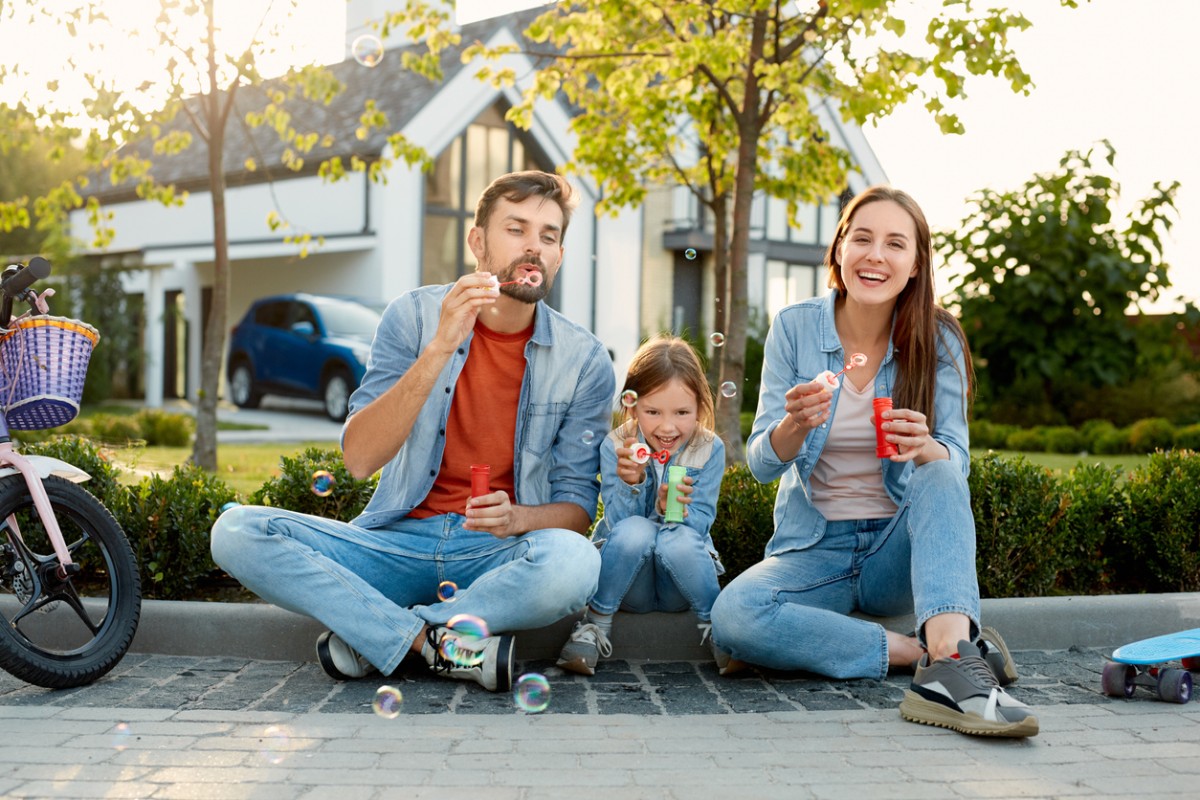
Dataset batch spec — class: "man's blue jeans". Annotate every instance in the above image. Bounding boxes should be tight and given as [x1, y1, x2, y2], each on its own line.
[211, 507, 600, 675]
[710, 460, 980, 680]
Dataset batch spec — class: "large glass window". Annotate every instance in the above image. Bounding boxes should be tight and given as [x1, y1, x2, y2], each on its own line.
[422, 102, 542, 285]
[766, 260, 821, 319]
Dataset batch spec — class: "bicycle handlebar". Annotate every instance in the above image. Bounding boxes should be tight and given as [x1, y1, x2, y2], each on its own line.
[1, 257, 51, 299]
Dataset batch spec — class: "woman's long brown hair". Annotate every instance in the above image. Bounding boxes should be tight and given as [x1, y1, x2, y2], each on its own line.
[824, 185, 975, 429]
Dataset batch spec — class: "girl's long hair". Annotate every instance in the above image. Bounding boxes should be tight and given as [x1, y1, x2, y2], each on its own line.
[825, 185, 975, 428]
[620, 335, 716, 432]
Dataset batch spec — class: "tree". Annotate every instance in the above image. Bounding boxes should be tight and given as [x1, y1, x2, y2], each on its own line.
[385, 0, 1075, 462]
[940, 141, 1192, 422]
[0, 1, 427, 470]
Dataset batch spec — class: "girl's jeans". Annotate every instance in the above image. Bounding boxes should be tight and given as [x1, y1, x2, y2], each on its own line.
[591, 516, 721, 622]
[211, 506, 599, 675]
[710, 459, 979, 680]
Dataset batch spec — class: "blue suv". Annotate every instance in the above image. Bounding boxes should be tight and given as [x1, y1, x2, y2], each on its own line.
[226, 294, 382, 421]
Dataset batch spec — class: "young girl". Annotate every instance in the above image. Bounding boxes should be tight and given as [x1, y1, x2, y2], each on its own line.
[710, 186, 1036, 738]
[557, 335, 733, 675]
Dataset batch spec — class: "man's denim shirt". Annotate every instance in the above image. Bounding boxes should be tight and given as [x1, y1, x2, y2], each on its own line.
[343, 284, 617, 530]
[746, 291, 971, 557]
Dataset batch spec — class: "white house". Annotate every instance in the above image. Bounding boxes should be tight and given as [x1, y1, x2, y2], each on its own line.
[69, 4, 886, 408]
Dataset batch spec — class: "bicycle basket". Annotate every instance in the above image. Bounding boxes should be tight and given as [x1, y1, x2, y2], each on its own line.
[0, 315, 100, 430]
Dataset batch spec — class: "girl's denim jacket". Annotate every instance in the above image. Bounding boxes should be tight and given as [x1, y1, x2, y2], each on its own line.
[746, 292, 971, 557]
[345, 284, 617, 529]
[592, 418, 727, 574]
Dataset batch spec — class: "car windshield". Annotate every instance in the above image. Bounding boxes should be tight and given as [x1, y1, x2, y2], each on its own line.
[316, 299, 382, 338]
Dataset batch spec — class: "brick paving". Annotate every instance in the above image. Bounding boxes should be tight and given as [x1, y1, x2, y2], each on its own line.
[3, 646, 1200, 798]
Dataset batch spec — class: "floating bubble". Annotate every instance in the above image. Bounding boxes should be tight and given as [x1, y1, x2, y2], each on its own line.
[372, 685, 403, 719]
[219, 502, 240, 514]
[352, 34, 384, 68]
[439, 632, 485, 668]
[581, 430, 596, 445]
[709, 332, 726, 348]
[437, 581, 458, 602]
[447, 613, 489, 640]
[310, 470, 335, 497]
[259, 725, 290, 765]
[514, 673, 551, 713]
[620, 390, 639, 408]
[111, 722, 132, 751]
[719, 381, 738, 398]
[685, 248, 697, 260]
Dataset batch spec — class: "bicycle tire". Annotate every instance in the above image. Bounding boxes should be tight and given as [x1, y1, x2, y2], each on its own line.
[0, 475, 141, 688]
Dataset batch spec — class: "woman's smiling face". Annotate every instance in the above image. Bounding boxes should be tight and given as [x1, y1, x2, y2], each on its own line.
[836, 199, 919, 308]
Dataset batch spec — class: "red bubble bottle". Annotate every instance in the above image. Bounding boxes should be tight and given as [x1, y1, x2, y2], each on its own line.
[873, 398, 899, 458]
[470, 464, 491, 497]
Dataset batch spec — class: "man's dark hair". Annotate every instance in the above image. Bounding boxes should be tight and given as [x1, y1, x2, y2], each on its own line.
[474, 171, 579, 241]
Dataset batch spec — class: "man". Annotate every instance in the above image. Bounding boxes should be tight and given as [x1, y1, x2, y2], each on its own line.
[212, 171, 615, 693]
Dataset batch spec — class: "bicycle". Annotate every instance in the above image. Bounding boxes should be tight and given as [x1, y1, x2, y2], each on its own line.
[0, 257, 141, 688]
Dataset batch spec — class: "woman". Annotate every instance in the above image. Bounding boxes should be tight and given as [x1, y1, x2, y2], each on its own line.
[710, 186, 1037, 738]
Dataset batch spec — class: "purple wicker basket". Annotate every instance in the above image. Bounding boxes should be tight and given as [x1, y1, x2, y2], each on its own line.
[0, 315, 100, 430]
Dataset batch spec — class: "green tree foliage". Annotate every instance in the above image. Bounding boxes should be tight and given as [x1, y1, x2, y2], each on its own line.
[941, 142, 1193, 421]
[383, 0, 1072, 461]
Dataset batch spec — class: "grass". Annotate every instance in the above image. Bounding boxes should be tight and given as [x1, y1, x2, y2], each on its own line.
[78, 403, 268, 432]
[105, 441, 335, 496]
[969, 449, 1151, 476]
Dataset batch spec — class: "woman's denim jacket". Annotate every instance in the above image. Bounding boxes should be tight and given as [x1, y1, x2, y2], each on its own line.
[344, 284, 617, 529]
[592, 419, 726, 574]
[746, 292, 971, 557]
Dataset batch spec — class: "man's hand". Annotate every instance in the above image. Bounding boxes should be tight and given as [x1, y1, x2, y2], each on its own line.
[615, 437, 649, 486]
[434, 272, 499, 354]
[464, 491, 521, 538]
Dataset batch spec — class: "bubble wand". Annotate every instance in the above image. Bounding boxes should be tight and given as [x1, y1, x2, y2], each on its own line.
[817, 352, 868, 389]
[494, 272, 543, 288]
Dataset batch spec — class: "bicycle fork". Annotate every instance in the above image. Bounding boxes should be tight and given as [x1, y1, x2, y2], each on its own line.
[0, 442, 76, 580]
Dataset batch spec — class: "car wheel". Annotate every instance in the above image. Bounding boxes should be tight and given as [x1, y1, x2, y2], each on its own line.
[228, 362, 262, 409]
[323, 369, 352, 422]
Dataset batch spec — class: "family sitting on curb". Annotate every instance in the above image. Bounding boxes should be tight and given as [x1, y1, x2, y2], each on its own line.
[211, 171, 1038, 739]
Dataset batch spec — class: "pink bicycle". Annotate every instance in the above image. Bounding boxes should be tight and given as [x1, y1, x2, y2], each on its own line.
[0, 257, 140, 687]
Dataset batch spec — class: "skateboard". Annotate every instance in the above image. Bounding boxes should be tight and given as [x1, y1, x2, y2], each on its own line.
[1101, 629, 1200, 703]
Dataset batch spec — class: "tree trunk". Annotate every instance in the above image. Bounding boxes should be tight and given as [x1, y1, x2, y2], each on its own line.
[707, 194, 728, 390]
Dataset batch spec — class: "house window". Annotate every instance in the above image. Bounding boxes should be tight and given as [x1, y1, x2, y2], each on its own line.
[763, 196, 840, 245]
[766, 260, 821, 319]
[421, 102, 547, 286]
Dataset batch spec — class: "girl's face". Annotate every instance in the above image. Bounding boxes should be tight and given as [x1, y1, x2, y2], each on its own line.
[836, 200, 919, 308]
[631, 378, 698, 456]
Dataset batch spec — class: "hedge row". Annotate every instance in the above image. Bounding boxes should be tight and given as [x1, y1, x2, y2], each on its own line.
[20, 437, 1200, 601]
[971, 417, 1200, 455]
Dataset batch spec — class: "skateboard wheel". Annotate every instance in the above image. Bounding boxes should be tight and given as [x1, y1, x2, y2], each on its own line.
[1102, 661, 1136, 698]
[1156, 669, 1192, 704]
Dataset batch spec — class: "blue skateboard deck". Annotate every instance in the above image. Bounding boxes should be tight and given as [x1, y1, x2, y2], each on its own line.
[1112, 629, 1200, 665]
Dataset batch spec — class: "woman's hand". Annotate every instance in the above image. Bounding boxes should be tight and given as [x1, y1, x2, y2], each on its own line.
[882, 407, 947, 464]
[783, 379, 833, 432]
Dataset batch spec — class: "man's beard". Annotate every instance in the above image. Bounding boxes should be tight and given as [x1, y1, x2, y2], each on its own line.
[489, 252, 552, 304]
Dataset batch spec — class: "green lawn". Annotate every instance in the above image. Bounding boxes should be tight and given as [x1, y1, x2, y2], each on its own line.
[106, 441, 337, 496]
[969, 449, 1150, 475]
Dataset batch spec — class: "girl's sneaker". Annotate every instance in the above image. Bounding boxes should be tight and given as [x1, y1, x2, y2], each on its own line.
[556, 621, 613, 676]
[900, 640, 1039, 738]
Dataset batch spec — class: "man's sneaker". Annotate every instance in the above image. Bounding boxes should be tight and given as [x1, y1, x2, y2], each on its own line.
[316, 631, 376, 681]
[900, 640, 1039, 738]
[424, 626, 514, 692]
[556, 621, 613, 676]
[978, 625, 1019, 686]
[698, 623, 748, 677]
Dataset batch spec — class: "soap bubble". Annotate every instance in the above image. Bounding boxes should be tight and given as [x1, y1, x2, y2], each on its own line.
[719, 381, 737, 398]
[709, 332, 725, 348]
[372, 685, 403, 719]
[310, 470, 335, 497]
[352, 35, 384, 68]
[446, 614, 489, 640]
[259, 725, 290, 765]
[219, 502, 240, 514]
[581, 430, 596, 445]
[620, 390, 639, 408]
[437, 581, 458, 602]
[110, 722, 132, 751]
[440, 614, 490, 667]
[685, 248, 697, 260]
[514, 673, 551, 713]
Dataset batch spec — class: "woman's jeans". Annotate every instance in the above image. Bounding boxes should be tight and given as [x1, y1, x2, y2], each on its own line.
[211, 506, 599, 675]
[710, 460, 979, 680]
[591, 516, 721, 622]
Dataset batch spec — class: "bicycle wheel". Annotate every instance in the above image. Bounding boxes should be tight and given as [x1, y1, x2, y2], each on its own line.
[0, 474, 141, 688]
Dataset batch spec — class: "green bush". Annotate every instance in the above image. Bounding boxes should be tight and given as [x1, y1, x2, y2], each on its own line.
[1176, 423, 1200, 451]
[19, 434, 128, 514]
[251, 446, 377, 522]
[1056, 463, 1126, 595]
[1079, 419, 1117, 452]
[88, 413, 143, 444]
[1093, 426, 1132, 455]
[117, 464, 239, 600]
[969, 452, 1068, 598]
[135, 409, 194, 447]
[709, 463, 777, 586]
[969, 420, 1019, 450]
[1043, 426, 1086, 454]
[1121, 450, 1200, 592]
[1128, 417, 1175, 454]
[1004, 427, 1047, 453]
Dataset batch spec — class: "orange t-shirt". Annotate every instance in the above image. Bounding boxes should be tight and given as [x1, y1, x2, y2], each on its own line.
[409, 318, 532, 518]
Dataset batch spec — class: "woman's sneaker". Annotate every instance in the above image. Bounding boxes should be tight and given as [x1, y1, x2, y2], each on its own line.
[556, 621, 613, 676]
[698, 623, 747, 677]
[424, 626, 514, 692]
[978, 625, 1019, 686]
[900, 640, 1039, 738]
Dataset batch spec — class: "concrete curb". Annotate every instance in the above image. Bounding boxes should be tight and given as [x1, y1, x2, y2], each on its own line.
[127, 592, 1200, 662]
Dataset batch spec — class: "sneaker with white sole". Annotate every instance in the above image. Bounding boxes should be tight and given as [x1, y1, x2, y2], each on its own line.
[316, 631, 376, 681]
[424, 626, 514, 692]
[900, 640, 1039, 738]
[698, 622, 748, 677]
[556, 621, 613, 676]
[978, 625, 1018, 686]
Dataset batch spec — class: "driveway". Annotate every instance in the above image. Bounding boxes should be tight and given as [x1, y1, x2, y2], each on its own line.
[158, 397, 343, 444]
